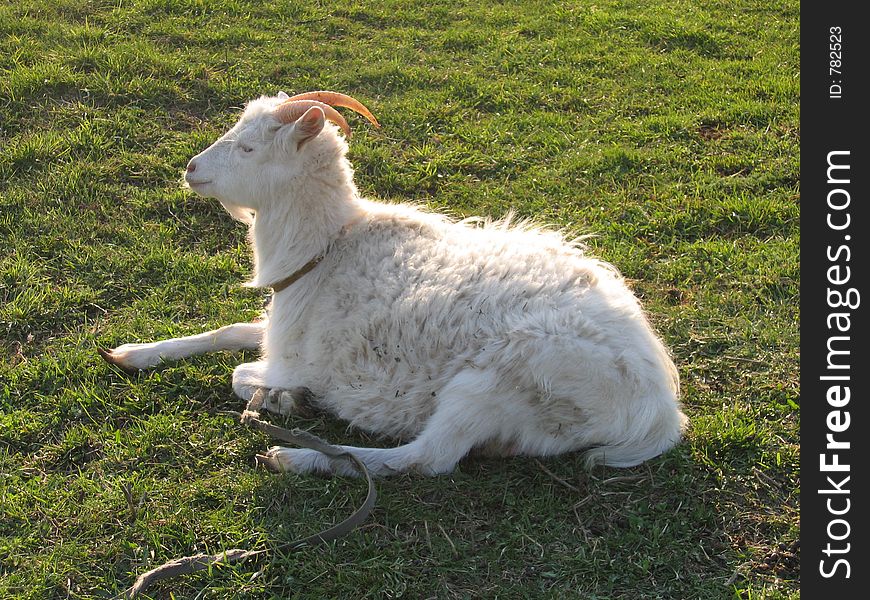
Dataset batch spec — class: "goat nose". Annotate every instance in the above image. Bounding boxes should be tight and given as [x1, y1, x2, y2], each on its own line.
[186, 160, 197, 173]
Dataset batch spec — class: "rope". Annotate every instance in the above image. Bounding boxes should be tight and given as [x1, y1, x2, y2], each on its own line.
[121, 388, 376, 598]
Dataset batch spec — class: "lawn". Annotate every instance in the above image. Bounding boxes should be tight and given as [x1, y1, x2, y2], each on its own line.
[0, 0, 800, 598]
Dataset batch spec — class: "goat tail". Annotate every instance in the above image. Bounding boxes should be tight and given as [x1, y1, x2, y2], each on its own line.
[581, 408, 688, 469]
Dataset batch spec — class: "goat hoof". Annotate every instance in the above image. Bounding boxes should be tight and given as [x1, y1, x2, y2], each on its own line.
[97, 347, 139, 375]
[262, 387, 318, 417]
[255, 453, 282, 472]
[262, 446, 327, 475]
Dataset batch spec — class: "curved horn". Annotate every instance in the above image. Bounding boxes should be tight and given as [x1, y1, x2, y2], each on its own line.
[274, 100, 351, 137]
[286, 90, 381, 128]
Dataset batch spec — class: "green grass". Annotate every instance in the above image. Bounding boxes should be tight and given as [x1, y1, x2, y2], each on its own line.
[1, 0, 799, 598]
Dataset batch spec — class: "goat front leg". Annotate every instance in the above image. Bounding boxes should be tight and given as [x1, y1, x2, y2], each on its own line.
[100, 321, 264, 373]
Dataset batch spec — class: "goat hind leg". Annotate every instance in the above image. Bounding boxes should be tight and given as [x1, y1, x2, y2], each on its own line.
[265, 369, 507, 477]
[100, 321, 264, 372]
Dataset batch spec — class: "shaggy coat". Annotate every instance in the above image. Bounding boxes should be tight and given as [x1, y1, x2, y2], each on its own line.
[103, 93, 687, 476]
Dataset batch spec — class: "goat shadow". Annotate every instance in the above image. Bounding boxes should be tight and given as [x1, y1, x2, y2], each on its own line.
[106, 354, 795, 597]
[239, 403, 793, 597]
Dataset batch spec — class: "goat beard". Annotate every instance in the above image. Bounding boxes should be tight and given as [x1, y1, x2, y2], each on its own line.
[219, 199, 255, 225]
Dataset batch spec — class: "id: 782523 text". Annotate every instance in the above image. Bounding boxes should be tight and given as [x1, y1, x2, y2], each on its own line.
[829, 26, 843, 99]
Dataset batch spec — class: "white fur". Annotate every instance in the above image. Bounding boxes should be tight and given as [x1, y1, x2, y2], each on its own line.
[107, 93, 687, 476]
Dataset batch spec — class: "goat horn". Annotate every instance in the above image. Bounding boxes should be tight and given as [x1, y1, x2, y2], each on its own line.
[285, 90, 381, 128]
[274, 100, 352, 137]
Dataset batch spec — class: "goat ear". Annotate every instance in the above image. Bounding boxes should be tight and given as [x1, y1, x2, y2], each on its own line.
[277, 91, 289, 100]
[291, 106, 325, 150]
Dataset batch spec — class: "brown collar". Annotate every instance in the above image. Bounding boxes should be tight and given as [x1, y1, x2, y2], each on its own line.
[268, 254, 324, 293]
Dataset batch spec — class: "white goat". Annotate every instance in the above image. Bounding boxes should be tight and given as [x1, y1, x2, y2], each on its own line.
[101, 91, 687, 476]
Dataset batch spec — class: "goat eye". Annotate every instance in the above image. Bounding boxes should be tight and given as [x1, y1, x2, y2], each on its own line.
[240, 144, 254, 153]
